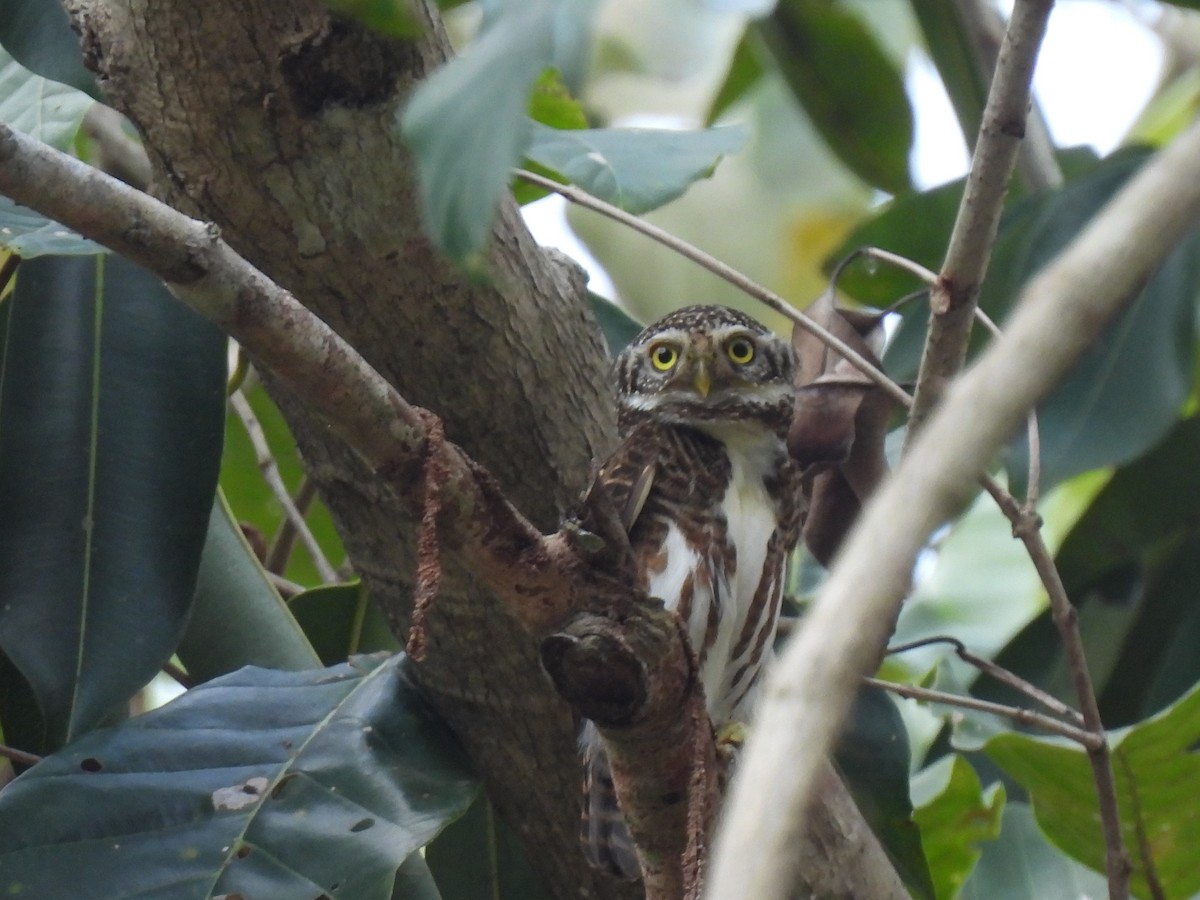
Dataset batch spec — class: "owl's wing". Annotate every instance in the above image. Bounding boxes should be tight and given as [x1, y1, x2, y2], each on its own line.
[593, 423, 661, 535]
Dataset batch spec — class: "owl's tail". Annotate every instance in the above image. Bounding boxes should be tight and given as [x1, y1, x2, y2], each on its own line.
[580, 734, 641, 880]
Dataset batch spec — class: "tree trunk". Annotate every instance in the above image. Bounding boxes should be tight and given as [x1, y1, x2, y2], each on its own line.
[66, 0, 629, 895]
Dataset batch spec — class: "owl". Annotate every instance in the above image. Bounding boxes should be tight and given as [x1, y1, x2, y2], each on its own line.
[579, 304, 805, 878]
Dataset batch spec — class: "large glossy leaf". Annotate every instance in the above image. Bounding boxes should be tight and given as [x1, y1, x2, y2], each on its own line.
[400, 0, 598, 258]
[588, 290, 642, 355]
[758, 0, 913, 194]
[705, 27, 765, 126]
[1055, 416, 1200, 592]
[0, 46, 93, 146]
[176, 492, 322, 684]
[525, 122, 746, 215]
[290, 581, 400, 666]
[857, 148, 1195, 495]
[0, 5, 98, 101]
[426, 793, 551, 900]
[985, 682, 1200, 898]
[911, 754, 1005, 899]
[0, 654, 480, 900]
[835, 686, 934, 899]
[0, 48, 102, 256]
[0, 200, 107, 257]
[908, 0, 987, 149]
[958, 804, 1108, 899]
[997, 151, 1196, 493]
[0, 255, 225, 749]
[392, 852, 445, 900]
[979, 418, 1200, 728]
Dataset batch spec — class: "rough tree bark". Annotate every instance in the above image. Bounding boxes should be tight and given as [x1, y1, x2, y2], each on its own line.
[65, 0, 625, 895]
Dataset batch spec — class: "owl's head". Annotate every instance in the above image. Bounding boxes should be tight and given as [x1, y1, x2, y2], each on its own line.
[615, 305, 797, 437]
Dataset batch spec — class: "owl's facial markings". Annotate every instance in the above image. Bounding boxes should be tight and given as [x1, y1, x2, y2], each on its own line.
[615, 305, 797, 437]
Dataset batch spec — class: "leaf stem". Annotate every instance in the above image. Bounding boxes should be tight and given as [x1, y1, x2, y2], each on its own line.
[886, 635, 1082, 724]
[863, 676, 1100, 749]
[231, 390, 338, 583]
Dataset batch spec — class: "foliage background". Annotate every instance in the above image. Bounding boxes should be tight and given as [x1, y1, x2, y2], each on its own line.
[2, 0, 1200, 897]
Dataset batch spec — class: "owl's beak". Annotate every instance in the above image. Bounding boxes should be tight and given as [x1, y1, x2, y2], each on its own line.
[692, 363, 711, 398]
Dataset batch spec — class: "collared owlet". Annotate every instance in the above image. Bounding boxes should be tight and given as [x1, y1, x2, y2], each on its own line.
[579, 304, 804, 878]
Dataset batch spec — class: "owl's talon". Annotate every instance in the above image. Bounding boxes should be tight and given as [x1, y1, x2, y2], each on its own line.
[716, 721, 748, 748]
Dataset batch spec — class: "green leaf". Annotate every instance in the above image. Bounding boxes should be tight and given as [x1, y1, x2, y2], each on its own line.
[829, 176, 967, 310]
[400, 0, 598, 259]
[426, 793, 551, 900]
[0, 47, 102, 256]
[836, 686, 935, 899]
[958, 803, 1109, 899]
[588, 290, 642, 355]
[758, 0, 913, 194]
[0, 45, 94, 148]
[528, 68, 588, 132]
[177, 492, 322, 684]
[705, 27, 765, 126]
[393, 851, 446, 900]
[1001, 151, 1197, 494]
[320, 0, 422, 38]
[0, 654, 480, 900]
[847, 148, 1193, 494]
[985, 682, 1200, 898]
[290, 581, 401, 666]
[0, 255, 226, 749]
[912, 755, 1005, 899]
[1055, 416, 1200, 593]
[525, 122, 746, 214]
[512, 69, 590, 206]
[0, 198, 107, 257]
[0, 0, 100, 99]
[908, 0, 988, 149]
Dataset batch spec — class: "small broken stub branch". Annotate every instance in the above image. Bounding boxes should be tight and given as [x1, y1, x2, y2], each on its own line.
[541, 600, 717, 900]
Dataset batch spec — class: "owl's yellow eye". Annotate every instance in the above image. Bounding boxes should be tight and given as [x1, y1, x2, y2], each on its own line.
[649, 343, 679, 372]
[726, 337, 755, 364]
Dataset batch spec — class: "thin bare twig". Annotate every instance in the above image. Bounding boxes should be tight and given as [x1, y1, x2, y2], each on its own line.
[907, 0, 1056, 441]
[0, 743, 42, 768]
[267, 571, 305, 599]
[231, 390, 339, 583]
[864, 676, 1100, 748]
[161, 659, 194, 690]
[886, 635, 1083, 725]
[513, 169, 914, 409]
[265, 476, 320, 575]
[983, 483, 1132, 894]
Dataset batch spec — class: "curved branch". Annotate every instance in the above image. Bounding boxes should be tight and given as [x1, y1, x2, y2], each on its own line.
[708, 110, 1200, 900]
